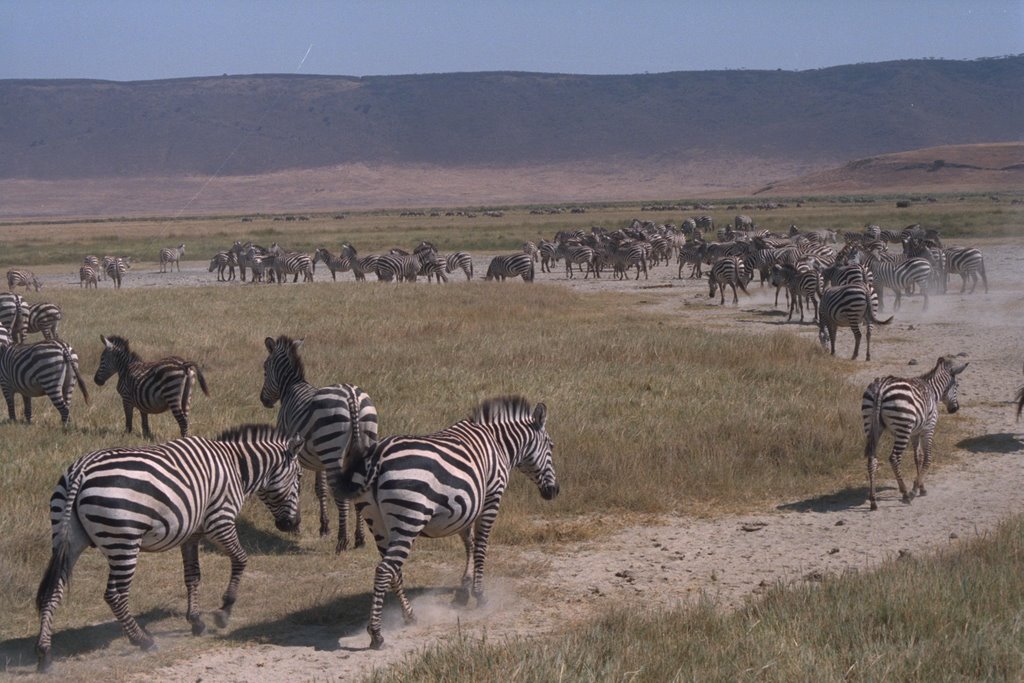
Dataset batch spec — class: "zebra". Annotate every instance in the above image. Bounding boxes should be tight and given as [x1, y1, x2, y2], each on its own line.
[770, 264, 821, 323]
[313, 247, 352, 281]
[7, 269, 41, 292]
[695, 215, 714, 233]
[208, 251, 238, 282]
[484, 253, 534, 282]
[555, 243, 597, 279]
[33, 424, 302, 672]
[943, 247, 988, 294]
[861, 356, 968, 510]
[0, 292, 29, 344]
[159, 244, 185, 273]
[340, 243, 380, 281]
[677, 240, 706, 279]
[260, 335, 379, 552]
[374, 253, 420, 282]
[79, 265, 99, 288]
[82, 255, 102, 279]
[538, 240, 557, 273]
[0, 339, 88, 426]
[817, 284, 892, 361]
[230, 241, 268, 282]
[269, 244, 314, 283]
[105, 257, 130, 288]
[734, 214, 754, 231]
[444, 251, 474, 280]
[607, 240, 648, 280]
[865, 253, 932, 312]
[27, 302, 62, 341]
[707, 256, 749, 305]
[334, 396, 559, 649]
[93, 335, 210, 439]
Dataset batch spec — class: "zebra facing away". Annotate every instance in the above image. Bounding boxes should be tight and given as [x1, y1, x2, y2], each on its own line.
[79, 265, 99, 288]
[105, 257, 130, 288]
[818, 284, 893, 361]
[7, 269, 41, 292]
[34, 424, 302, 672]
[260, 335, 378, 552]
[159, 244, 185, 273]
[94, 335, 210, 438]
[27, 302, 63, 341]
[861, 356, 968, 510]
[484, 253, 534, 282]
[335, 396, 559, 649]
[0, 340, 89, 426]
[708, 257, 749, 305]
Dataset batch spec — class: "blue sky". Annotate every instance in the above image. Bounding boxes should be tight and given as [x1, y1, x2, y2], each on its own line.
[2, 1, 1022, 80]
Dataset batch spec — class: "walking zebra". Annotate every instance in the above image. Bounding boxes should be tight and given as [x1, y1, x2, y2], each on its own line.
[817, 284, 892, 361]
[340, 243, 381, 281]
[861, 356, 968, 510]
[79, 265, 99, 288]
[7, 269, 41, 292]
[159, 244, 185, 273]
[82, 255, 102, 279]
[335, 396, 559, 649]
[208, 251, 238, 282]
[555, 244, 597, 279]
[313, 247, 352, 281]
[944, 247, 988, 294]
[34, 424, 302, 672]
[677, 240, 706, 279]
[708, 257, 749, 305]
[444, 251, 474, 280]
[0, 339, 88, 426]
[607, 241, 648, 280]
[104, 257, 130, 288]
[484, 253, 534, 282]
[27, 302, 62, 341]
[865, 253, 932, 312]
[260, 335, 379, 552]
[94, 335, 210, 438]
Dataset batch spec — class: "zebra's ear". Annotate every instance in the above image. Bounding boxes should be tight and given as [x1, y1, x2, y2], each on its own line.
[265, 337, 276, 352]
[532, 402, 548, 429]
[100, 334, 111, 348]
[952, 362, 969, 375]
[292, 338, 304, 352]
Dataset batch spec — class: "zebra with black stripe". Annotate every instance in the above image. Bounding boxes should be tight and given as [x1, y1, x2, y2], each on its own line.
[521, 241, 540, 262]
[708, 256, 749, 305]
[944, 246, 988, 294]
[374, 253, 420, 282]
[335, 396, 559, 649]
[104, 257, 130, 288]
[27, 302, 62, 341]
[444, 251, 474, 280]
[313, 247, 352, 281]
[260, 335, 379, 552]
[818, 284, 892, 361]
[770, 264, 821, 323]
[555, 243, 597, 279]
[0, 338, 88, 426]
[269, 244, 314, 283]
[159, 244, 185, 273]
[79, 265, 99, 288]
[34, 424, 302, 672]
[607, 240, 648, 280]
[538, 240, 557, 273]
[82, 255, 102, 278]
[94, 335, 210, 438]
[861, 356, 968, 510]
[208, 251, 238, 281]
[0, 292, 28, 343]
[865, 252, 932, 312]
[340, 243, 381, 281]
[7, 269, 41, 292]
[484, 253, 534, 282]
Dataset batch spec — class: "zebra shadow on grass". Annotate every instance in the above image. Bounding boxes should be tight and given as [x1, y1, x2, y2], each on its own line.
[776, 486, 887, 513]
[0, 607, 177, 673]
[229, 516, 307, 555]
[955, 432, 1024, 455]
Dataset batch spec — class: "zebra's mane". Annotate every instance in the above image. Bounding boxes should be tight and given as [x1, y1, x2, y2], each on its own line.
[272, 335, 306, 381]
[105, 335, 142, 362]
[215, 423, 282, 442]
[470, 396, 533, 425]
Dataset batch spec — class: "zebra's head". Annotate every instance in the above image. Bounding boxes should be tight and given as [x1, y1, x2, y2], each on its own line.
[257, 436, 303, 534]
[516, 402, 560, 501]
[707, 274, 718, 298]
[260, 336, 305, 407]
[936, 356, 969, 414]
[94, 335, 132, 385]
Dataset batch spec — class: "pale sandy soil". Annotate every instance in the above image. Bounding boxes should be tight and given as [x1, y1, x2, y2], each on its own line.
[4, 238, 1022, 682]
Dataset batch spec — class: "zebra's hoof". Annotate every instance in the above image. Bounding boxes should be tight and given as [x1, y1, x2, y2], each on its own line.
[869, 500, 878, 511]
[140, 639, 158, 653]
[319, 525, 331, 538]
[213, 609, 230, 629]
[452, 588, 470, 606]
[369, 631, 384, 650]
[335, 540, 349, 554]
[191, 619, 207, 636]
[35, 649, 52, 673]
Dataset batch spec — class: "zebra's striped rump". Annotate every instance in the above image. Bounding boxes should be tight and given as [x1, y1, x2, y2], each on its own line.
[336, 395, 558, 648]
[34, 425, 301, 672]
[0, 340, 89, 426]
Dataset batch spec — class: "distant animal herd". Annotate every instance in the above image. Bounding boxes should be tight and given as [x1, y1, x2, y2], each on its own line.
[2, 212, 1018, 672]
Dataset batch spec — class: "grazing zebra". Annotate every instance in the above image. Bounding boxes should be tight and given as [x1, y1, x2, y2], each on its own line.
[817, 284, 892, 361]
[269, 244, 314, 283]
[418, 257, 449, 283]
[7, 269, 41, 292]
[159, 244, 185, 273]
[340, 244, 381, 281]
[208, 251, 238, 282]
[484, 253, 534, 282]
[79, 265, 99, 288]
[708, 256, 749, 305]
[260, 335, 379, 552]
[0, 292, 29, 343]
[27, 302, 62, 341]
[861, 356, 968, 510]
[374, 253, 420, 282]
[0, 339, 88, 426]
[34, 424, 302, 672]
[944, 247, 988, 294]
[94, 335, 210, 438]
[555, 243, 597, 279]
[335, 396, 559, 649]
[866, 253, 932, 312]
[313, 247, 352, 281]
[444, 251, 474, 280]
[104, 257, 130, 288]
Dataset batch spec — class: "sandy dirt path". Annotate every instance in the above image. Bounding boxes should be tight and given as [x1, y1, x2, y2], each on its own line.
[9, 239, 1023, 682]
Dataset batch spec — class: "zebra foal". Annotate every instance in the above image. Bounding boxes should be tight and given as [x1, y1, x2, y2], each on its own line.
[94, 335, 210, 438]
[861, 356, 968, 510]
[335, 396, 559, 649]
[34, 425, 302, 672]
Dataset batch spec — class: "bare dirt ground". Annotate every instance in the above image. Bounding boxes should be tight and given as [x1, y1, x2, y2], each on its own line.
[7, 238, 1023, 681]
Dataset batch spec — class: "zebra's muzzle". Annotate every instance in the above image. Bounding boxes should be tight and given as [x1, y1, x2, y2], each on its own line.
[540, 483, 560, 500]
[275, 515, 301, 533]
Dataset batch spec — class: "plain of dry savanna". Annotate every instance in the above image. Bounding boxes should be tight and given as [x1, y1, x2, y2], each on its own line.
[0, 194, 1021, 681]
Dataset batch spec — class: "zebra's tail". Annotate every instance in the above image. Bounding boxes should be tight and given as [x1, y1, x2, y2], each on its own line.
[864, 380, 884, 462]
[36, 473, 83, 613]
[865, 298, 894, 326]
[1016, 362, 1023, 422]
[333, 391, 380, 500]
[62, 346, 89, 404]
[194, 365, 211, 396]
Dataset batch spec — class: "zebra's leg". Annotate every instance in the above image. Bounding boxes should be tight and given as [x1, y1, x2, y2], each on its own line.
[122, 399, 134, 434]
[850, 324, 862, 360]
[866, 438, 880, 511]
[865, 322, 873, 362]
[314, 470, 331, 538]
[888, 437, 912, 504]
[368, 546, 412, 649]
[171, 402, 189, 437]
[453, 527, 474, 606]
[206, 524, 248, 629]
[916, 422, 937, 496]
[141, 412, 153, 440]
[103, 555, 156, 651]
[181, 539, 207, 636]
[3, 385, 16, 421]
[23, 394, 32, 424]
[469, 508, 501, 606]
[35, 527, 92, 672]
